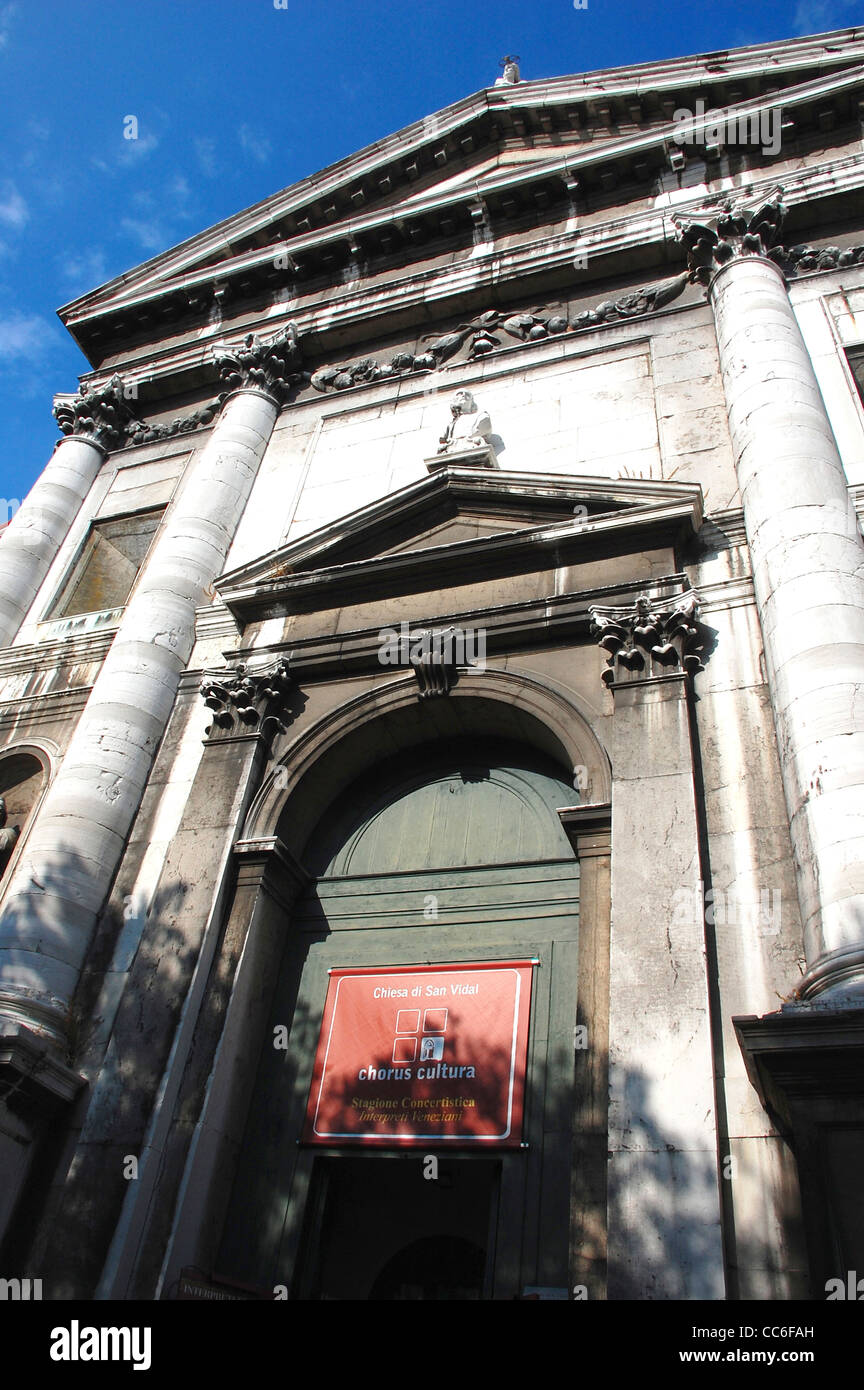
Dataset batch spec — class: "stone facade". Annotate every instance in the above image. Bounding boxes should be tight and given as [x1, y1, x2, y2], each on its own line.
[2, 29, 864, 1301]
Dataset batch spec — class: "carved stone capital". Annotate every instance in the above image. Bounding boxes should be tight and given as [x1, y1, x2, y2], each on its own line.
[213, 323, 304, 406]
[53, 373, 138, 452]
[200, 656, 296, 740]
[590, 590, 709, 687]
[674, 189, 786, 286]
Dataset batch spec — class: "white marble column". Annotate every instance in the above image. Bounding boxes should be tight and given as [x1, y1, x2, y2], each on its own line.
[709, 251, 864, 998]
[0, 374, 144, 647]
[0, 434, 105, 647]
[0, 358, 290, 1044]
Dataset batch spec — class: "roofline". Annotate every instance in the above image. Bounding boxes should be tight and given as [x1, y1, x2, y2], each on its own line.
[57, 25, 864, 322]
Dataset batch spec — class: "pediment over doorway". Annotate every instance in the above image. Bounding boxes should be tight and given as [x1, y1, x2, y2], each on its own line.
[217, 465, 703, 622]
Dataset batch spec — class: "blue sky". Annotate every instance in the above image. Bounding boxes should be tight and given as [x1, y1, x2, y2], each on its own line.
[0, 0, 859, 508]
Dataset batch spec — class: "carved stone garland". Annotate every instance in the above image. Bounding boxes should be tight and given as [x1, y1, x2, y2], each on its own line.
[309, 275, 690, 393]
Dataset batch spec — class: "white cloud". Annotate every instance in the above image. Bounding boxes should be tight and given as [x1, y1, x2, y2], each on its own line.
[120, 217, 168, 252]
[0, 3, 18, 52]
[195, 136, 217, 178]
[793, 0, 857, 33]
[238, 124, 272, 165]
[117, 128, 160, 164]
[0, 182, 27, 229]
[0, 312, 54, 361]
[61, 248, 108, 290]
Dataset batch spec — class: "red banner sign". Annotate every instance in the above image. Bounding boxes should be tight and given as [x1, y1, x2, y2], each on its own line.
[303, 961, 534, 1146]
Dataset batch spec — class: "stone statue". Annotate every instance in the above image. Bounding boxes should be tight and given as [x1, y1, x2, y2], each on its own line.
[437, 390, 493, 454]
[0, 797, 20, 877]
[495, 55, 520, 85]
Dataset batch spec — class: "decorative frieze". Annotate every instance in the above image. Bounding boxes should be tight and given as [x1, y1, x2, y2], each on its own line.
[590, 590, 709, 687]
[308, 274, 689, 393]
[56, 324, 306, 455]
[200, 657, 295, 739]
[779, 242, 864, 273]
[125, 401, 221, 446]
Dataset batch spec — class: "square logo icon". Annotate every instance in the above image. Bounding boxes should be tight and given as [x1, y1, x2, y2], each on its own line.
[423, 1008, 448, 1034]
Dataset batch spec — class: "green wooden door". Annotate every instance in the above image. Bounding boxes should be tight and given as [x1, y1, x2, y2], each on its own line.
[218, 737, 580, 1299]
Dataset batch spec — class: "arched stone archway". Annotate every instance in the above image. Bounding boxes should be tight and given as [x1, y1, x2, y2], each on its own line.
[244, 668, 611, 855]
[141, 674, 612, 1302]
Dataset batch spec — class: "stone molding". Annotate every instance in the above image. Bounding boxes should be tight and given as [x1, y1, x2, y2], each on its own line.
[0, 1020, 85, 1107]
[590, 589, 709, 687]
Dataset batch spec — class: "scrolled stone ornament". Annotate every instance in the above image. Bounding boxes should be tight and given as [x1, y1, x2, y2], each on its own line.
[214, 322, 304, 405]
[675, 191, 787, 285]
[199, 656, 295, 738]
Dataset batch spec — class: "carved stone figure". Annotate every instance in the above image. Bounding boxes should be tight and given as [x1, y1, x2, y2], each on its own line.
[437, 390, 492, 454]
[0, 798, 20, 877]
[495, 55, 520, 85]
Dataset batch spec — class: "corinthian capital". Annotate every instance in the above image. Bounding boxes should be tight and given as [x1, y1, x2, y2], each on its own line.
[200, 656, 296, 741]
[53, 373, 137, 451]
[674, 189, 786, 286]
[213, 323, 305, 405]
[590, 590, 709, 687]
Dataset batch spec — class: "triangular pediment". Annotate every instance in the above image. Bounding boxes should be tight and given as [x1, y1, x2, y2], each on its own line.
[60, 28, 864, 361]
[217, 466, 703, 621]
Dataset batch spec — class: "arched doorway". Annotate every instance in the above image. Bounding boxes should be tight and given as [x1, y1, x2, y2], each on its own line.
[0, 748, 48, 890]
[216, 733, 583, 1299]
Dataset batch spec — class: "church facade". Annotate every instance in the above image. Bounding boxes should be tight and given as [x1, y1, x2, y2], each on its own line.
[2, 28, 864, 1300]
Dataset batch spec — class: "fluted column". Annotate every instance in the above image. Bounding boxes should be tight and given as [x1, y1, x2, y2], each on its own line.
[0, 327, 303, 1045]
[680, 197, 864, 999]
[0, 377, 137, 646]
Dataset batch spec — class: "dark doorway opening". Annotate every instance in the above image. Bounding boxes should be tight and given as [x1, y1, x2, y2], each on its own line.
[297, 1156, 500, 1300]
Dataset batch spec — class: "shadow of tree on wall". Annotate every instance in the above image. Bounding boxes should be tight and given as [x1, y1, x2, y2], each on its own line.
[210, 978, 806, 1302]
[0, 837, 193, 1299]
[1, 860, 809, 1301]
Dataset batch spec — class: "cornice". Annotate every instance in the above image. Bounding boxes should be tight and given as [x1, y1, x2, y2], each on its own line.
[60, 58, 864, 376]
[230, 572, 696, 678]
[62, 37, 864, 324]
[219, 468, 704, 589]
[71, 156, 864, 409]
[0, 627, 117, 678]
[220, 500, 702, 624]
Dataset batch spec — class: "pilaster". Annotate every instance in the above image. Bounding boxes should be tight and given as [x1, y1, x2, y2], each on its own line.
[590, 590, 725, 1299]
